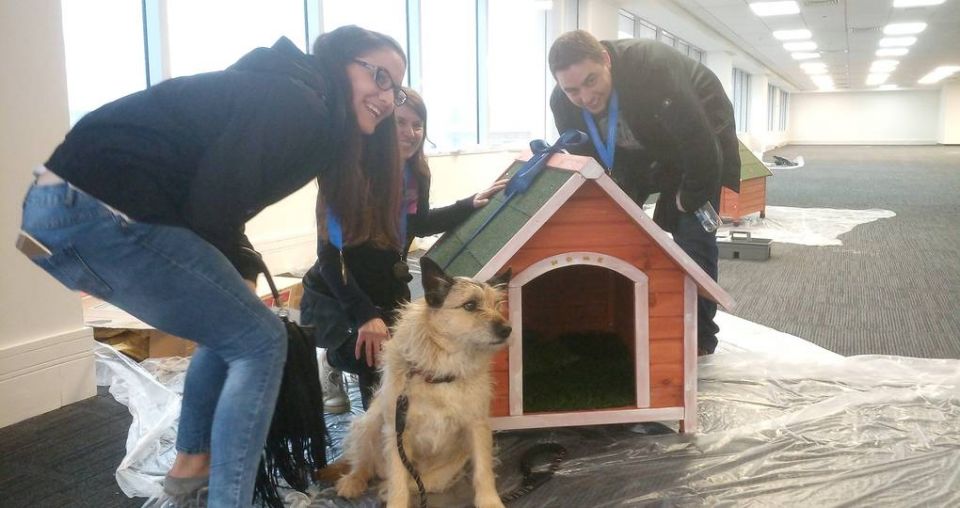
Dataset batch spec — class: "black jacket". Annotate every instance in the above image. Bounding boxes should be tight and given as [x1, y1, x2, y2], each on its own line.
[46, 37, 343, 278]
[551, 38, 740, 231]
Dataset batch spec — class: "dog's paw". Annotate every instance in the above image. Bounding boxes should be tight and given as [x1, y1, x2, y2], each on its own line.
[474, 494, 506, 508]
[335, 474, 368, 499]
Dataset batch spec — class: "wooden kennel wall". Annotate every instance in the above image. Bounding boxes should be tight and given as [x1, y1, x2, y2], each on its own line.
[719, 141, 774, 222]
[427, 153, 734, 434]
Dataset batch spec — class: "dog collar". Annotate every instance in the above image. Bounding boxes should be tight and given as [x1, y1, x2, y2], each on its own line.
[407, 367, 457, 384]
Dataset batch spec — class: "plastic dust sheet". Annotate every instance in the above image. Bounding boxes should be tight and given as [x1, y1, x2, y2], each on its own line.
[97, 313, 959, 507]
[718, 206, 896, 246]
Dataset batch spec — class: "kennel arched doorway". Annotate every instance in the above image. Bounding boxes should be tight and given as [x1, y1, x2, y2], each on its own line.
[490, 251, 661, 430]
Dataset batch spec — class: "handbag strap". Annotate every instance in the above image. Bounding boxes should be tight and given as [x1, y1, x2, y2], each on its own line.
[241, 247, 288, 319]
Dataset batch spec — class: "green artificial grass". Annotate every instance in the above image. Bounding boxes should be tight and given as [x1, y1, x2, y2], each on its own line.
[522, 331, 635, 413]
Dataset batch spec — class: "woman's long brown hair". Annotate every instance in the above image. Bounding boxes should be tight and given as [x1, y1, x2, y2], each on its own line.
[312, 25, 406, 249]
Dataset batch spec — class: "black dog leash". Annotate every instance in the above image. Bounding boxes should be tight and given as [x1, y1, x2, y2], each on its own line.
[396, 394, 428, 508]
[499, 442, 568, 504]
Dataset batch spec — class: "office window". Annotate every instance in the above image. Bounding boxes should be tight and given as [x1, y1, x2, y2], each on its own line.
[779, 90, 789, 131]
[660, 30, 677, 47]
[614, 12, 704, 63]
[322, 0, 407, 55]
[165, 0, 306, 77]
[486, 0, 549, 146]
[637, 19, 658, 40]
[420, 0, 477, 150]
[61, 0, 146, 124]
[618, 11, 635, 39]
[732, 68, 750, 133]
[767, 85, 777, 131]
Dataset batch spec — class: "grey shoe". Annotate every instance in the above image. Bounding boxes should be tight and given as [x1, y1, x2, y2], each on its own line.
[319, 349, 349, 414]
[141, 476, 208, 508]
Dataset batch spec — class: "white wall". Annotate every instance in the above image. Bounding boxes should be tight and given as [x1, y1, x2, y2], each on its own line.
[0, 0, 96, 428]
[579, 0, 620, 40]
[704, 51, 734, 101]
[789, 90, 941, 145]
[939, 81, 960, 144]
[246, 183, 318, 274]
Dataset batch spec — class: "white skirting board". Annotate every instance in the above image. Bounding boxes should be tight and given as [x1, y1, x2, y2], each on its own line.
[0, 327, 96, 428]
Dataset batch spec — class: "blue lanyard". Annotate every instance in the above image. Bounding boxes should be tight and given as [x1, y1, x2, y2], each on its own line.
[326, 165, 410, 252]
[581, 89, 618, 171]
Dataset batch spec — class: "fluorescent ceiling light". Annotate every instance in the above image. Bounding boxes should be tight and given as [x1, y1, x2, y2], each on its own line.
[876, 48, 909, 57]
[532, 0, 553, 10]
[878, 84, 899, 90]
[750, 1, 800, 16]
[792, 52, 821, 60]
[883, 22, 927, 35]
[800, 62, 827, 72]
[893, 0, 945, 7]
[879, 36, 918, 47]
[811, 75, 834, 90]
[871, 60, 900, 72]
[918, 65, 960, 84]
[773, 29, 812, 40]
[784, 41, 817, 51]
[866, 73, 890, 86]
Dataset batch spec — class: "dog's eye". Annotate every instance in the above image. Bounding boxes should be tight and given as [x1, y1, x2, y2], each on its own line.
[462, 300, 478, 312]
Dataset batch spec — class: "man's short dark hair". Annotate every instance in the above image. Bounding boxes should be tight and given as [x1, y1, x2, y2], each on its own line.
[548, 30, 606, 75]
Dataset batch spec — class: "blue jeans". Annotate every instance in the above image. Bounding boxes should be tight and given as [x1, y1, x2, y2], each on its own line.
[673, 201, 720, 353]
[20, 183, 286, 506]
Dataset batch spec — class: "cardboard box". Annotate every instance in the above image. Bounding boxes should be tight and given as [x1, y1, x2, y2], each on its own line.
[82, 277, 302, 360]
[256, 276, 303, 310]
[83, 297, 196, 360]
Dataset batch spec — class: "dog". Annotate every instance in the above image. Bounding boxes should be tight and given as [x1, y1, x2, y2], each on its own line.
[335, 257, 512, 508]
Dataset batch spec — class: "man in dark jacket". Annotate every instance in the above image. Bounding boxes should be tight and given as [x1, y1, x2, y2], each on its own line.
[549, 30, 740, 354]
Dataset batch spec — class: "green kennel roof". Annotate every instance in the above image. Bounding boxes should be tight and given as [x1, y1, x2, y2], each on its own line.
[426, 160, 576, 277]
[740, 140, 774, 181]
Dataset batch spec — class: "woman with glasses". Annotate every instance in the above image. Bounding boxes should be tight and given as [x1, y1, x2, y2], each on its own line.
[300, 86, 506, 412]
[18, 25, 406, 507]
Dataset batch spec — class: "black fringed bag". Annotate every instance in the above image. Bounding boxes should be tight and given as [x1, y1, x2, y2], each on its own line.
[246, 251, 328, 507]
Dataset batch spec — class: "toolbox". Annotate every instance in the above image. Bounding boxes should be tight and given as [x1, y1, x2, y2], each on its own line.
[718, 231, 772, 261]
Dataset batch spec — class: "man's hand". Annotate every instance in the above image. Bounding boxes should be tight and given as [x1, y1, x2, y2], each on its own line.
[356, 317, 390, 367]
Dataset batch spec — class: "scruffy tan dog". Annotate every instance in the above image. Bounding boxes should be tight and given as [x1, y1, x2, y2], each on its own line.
[335, 257, 512, 508]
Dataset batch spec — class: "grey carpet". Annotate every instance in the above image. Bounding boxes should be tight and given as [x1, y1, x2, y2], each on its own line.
[0, 386, 140, 507]
[719, 145, 960, 359]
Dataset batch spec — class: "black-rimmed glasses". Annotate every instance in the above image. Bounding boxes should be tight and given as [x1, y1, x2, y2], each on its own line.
[352, 59, 407, 107]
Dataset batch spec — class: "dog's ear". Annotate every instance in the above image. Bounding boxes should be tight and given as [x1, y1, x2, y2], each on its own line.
[486, 267, 512, 288]
[420, 257, 454, 307]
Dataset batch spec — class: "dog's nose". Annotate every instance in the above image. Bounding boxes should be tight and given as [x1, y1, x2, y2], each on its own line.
[494, 323, 512, 339]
